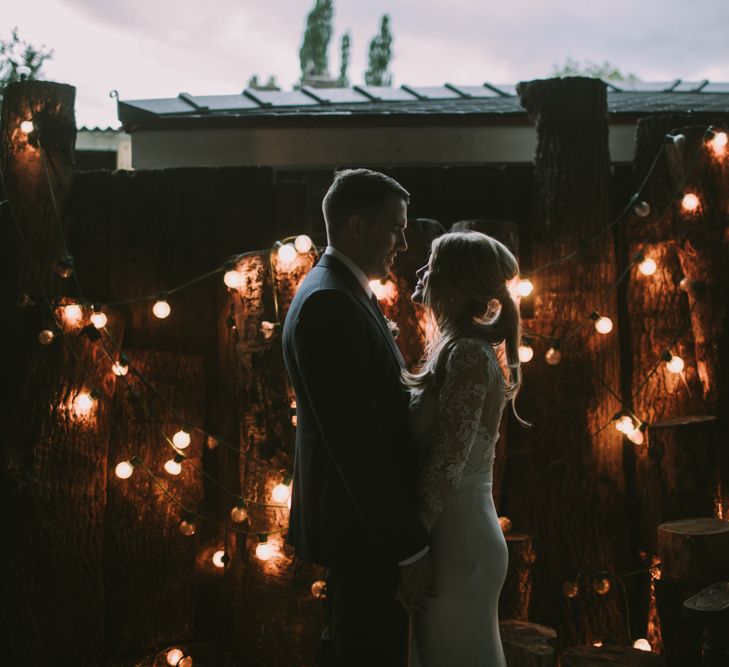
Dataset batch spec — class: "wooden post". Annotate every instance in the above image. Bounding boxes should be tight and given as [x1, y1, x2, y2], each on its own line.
[499, 619, 557, 667]
[500, 532, 537, 621]
[507, 77, 627, 646]
[683, 581, 729, 666]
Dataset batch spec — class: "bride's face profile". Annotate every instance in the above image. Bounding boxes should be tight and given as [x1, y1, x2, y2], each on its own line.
[411, 263, 430, 304]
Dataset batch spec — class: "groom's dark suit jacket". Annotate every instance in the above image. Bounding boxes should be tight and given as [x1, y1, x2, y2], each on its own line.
[282, 253, 428, 570]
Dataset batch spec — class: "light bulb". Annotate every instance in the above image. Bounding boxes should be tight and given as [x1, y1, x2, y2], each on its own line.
[178, 657, 193, 667]
[260, 321, 277, 339]
[311, 580, 327, 599]
[63, 304, 84, 327]
[562, 581, 579, 598]
[164, 458, 182, 475]
[38, 329, 55, 345]
[498, 516, 512, 533]
[166, 648, 184, 666]
[517, 278, 534, 297]
[593, 577, 611, 595]
[153, 299, 171, 319]
[272, 482, 292, 504]
[112, 360, 129, 376]
[294, 234, 313, 253]
[277, 243, 297, 264]
[172, 430, 191, 449]
[670, 133, 686, 148]
[633, 638, 651, 652]
[633, 200, 651, 218]
[681, 193, 700, 212]
[615, 415, 634, 434]
[256, 540, 275, 561]
[230, 505, 248, 523]
[20, 120, 34, 134]
[115, 461, 134, 479]
[638, 258, 657, 276]
[223, 270, 243, 289]
[518, 345, 534, 363]
[90, 311, 107, 328]
[212, 549, 226, 568]
[666, 355, 684, 374]
[545, 347, 562, 365]
[179, 520, 196, 536]
[710, 131, 728, 156]
[73, 392, 95, 417]
[593, 641, 603, 647]
[627, 427, 645, 445]
[595, 316, 613, 334]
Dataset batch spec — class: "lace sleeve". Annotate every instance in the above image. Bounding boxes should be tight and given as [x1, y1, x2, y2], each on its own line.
[417, 339, 492, 532]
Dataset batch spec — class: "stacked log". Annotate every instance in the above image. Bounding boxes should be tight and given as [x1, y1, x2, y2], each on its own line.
[500, 619, 556, 667]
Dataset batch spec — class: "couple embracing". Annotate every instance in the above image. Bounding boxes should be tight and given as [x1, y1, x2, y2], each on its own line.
[282, 169, 527, 666]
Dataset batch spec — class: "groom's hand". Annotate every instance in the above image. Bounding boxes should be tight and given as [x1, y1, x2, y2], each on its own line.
[396, 552, 435, 613]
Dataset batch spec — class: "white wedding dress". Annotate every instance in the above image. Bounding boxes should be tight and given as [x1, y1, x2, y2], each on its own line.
[409, 337, 508, 667]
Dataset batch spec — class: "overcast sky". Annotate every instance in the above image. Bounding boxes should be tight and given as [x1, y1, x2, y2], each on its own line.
[7, 0, 729, 127]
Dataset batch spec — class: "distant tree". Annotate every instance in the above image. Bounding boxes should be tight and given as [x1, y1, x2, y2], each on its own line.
[338, 32, 351, 87]
[0, 27, 53, 96]
[552, 57, 639, 82]
[299, 0, 334, 81]
[365, 14, 393, 86]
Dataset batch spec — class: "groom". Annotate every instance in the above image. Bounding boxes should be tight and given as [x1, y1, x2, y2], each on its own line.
[282, 169, 432, 666]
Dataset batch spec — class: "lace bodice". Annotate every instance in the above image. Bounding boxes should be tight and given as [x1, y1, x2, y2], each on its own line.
[409, 338, 506, 532]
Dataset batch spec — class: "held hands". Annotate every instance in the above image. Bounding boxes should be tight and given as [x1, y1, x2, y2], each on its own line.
[396, 552, 436, 613]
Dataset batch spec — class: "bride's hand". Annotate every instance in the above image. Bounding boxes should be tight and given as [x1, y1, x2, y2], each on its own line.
[396, 552, 436, 613]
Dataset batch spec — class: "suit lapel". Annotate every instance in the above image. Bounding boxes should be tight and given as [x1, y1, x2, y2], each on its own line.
[317, 254, 406, 368]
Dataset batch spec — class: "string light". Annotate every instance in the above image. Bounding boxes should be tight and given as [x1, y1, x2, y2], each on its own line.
[63, 303, 84, 327]
[638, 257, 657, 276]
[681, 193, 700, 212]
[73, 391, 96, 418]
[627, 427, 645, 445]
[633, 639, 651, 652]
[166, 648, 184, 666]
[518, 340, 534, 363]
[545, 343, 562, 366]
[164, 455, 183, 476]
[223, 269, 243, 289]
[633, 200, 651, 218]
[311, 580, 327, 599]
[276, 243, 297, 265]
[178, 657, 192, 667]
[591, 312, 613, 334]
[114, 460, 135, 479]
[212, 549, 227, 568]
[562, 581, 580, 598]
[593, 577, 611, 595]
[20, 120, 34, 134]
[179, 519, 196, 536]
[90, 310, 107, 329]
[706, 126, 728, 157]
[294, 234, 313, 254]
[255, 535, 275, 561]
[517, 278, 534, 297]
[498, 516, 512, 533]
[152, 297, 171, 319]
[260, 321, 277, 340]
[614, 415, 634, 434]
[38, 329, 55, 345]
[172, 429, 191, 449]
[230, 502, 248, 523]
[667, 132, 686, 149]
[664, 352, 684, 374]
[112, 358, 129, 376]
[272, 475, 292, 504]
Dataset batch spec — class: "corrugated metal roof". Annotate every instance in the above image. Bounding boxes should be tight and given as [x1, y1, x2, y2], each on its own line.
[118, 80, 729, 129]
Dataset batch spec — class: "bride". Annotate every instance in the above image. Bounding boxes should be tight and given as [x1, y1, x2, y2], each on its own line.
[405, 230, 528, 666]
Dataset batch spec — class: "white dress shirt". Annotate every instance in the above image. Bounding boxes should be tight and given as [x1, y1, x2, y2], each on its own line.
[324, 246, 429, 567]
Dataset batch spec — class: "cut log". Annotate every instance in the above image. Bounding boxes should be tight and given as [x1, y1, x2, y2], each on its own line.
[499, 619, 556, 667]
[500, 532, 536, 621]
[657, 518, 729, 583]
[562, 644, 663, 666]
[683, 581, 729, 667]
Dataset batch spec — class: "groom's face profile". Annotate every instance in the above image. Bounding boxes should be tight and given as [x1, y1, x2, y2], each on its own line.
[351, 194, 408, 280]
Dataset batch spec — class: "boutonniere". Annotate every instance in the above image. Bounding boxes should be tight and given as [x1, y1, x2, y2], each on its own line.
[385, 317, 400, 339]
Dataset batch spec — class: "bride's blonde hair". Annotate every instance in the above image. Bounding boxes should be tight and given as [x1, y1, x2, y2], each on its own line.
[405, 231, 528, 425]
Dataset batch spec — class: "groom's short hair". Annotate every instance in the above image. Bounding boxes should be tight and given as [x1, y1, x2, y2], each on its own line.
[323, 169, 410, 241]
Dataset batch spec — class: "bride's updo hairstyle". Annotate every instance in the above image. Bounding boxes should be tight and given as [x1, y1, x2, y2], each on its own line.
[408, 231, 527, 424]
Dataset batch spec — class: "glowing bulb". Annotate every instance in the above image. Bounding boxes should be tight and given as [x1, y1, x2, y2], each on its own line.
[63, 304, 84, 326]
[638, 258, 657, 276]
[633, 200, 651, 218]
[670, 133, 686, 148]
[230, 505, 248, 523]
[562, 581, 579, 598]
[166, 648, 184, 666]
[172, 430, 191, 449]
[112, 360, 129, 376]
[179, 520, 196, 536]
[666, 355, 684, 374]
[633, 639, 651, 652]
[593, 641, 603, 647]
[595, 316, 613, 334]
[223, 269, 243, 289]
[294, 234, 313, 253]
[90, 311, 107, 328]
[38, 329, 55, 345]
[115, 461, 134, 479]
[498, 516, 512, 533]
[178, 657, 193, 667]
[256, 540, 274, 561]
[277, 243, 297, 264]
[615, 416, 634, 434]
[593, 577, 611, 595]
[545, 347, 562, 365]
[627, 428, 645, 445]
[681, 193, 700, 212]
[164, 458, 182, 475]
[272, 482, 292, 504]
[710, 131, 728, 156]
[73, 392, 95, 417]
[518, 345, 533, 363]
[311, 580, 327, 599]
[212, 549, 226, 568]
[20, 120, 34, 134]
[153, 299, 171, 319]
[517, 278, 534, 297]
